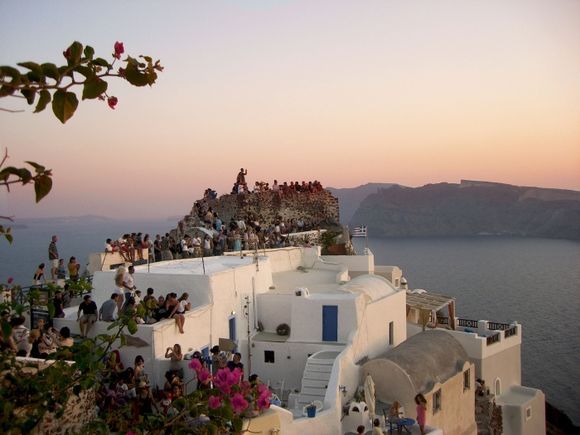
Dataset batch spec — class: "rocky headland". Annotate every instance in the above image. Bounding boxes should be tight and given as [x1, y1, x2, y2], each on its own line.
[350, 180, 580, 240]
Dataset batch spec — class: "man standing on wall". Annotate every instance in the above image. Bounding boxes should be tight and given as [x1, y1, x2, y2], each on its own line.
[48, 235, 59, 282]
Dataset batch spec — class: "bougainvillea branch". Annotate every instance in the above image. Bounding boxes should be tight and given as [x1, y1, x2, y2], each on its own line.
[0, 40, 163, 123]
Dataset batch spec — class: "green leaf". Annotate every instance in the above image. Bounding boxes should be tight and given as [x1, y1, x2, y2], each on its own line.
[92, 57, 110, 67]
[41, 63, 60, 81]
[82, 76, 107, 100]
[51, 89, 78, 123]
[34, 90, 51, 113]
[25, 161, 46, 172]
[17, 61, 43, 75]
[84, 45, 95, 60]
[0, 65, 21, 79]
[20, 87, 36, 105]
[2, 321, 12, 340]
[4, 232, 13, 244]
[127, 319, 138, 335]
[0, 85, 16, 97]
[34, 174, 52, 202]
[67, 41, 83, 65]
[74, 65, 93, 78]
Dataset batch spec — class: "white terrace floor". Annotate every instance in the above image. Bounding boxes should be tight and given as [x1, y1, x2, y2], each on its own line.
[132, 255, 256, 275]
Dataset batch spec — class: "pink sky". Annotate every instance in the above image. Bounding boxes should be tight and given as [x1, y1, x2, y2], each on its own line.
[1, 0, 579, 219]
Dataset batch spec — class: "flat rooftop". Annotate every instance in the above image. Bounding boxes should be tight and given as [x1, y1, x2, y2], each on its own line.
[271, 268, 346, 294]
[133, 256, 257, 275]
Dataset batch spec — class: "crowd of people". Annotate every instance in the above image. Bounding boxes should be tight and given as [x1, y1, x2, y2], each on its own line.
[0, 314, 73, 359]
[95, 344, 256, 424]
[230, 168, 324, 196]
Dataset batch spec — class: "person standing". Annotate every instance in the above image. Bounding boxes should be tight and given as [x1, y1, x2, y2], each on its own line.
[68, 256, 80, 282]
[415, 393, 427, 435]
[48, 235, 59, 281]
[77, 295, 98, 338]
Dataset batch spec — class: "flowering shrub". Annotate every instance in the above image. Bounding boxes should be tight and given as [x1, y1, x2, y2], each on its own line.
[185, 359, 273, 432]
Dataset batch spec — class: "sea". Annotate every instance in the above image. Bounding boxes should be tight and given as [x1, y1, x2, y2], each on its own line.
[1, 219, 579, 424]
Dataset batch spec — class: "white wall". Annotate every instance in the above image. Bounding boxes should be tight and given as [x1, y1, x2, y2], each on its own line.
[497, 386, 545, 435]
[249, 339, 344, 392]
[321, 251, 374, 273]
[290, 293, 359, 343]
[256, 293, 293, 332]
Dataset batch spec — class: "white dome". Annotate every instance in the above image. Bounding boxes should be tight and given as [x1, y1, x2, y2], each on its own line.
[343, 274, 397, 301]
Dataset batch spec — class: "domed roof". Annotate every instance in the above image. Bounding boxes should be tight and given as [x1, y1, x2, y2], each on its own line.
[370, 330, 469, 393]
[343, 274, 397, 301]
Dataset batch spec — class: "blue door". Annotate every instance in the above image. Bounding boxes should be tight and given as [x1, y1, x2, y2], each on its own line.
[322, 305, 338, 341]
[229, 316, 237, 342]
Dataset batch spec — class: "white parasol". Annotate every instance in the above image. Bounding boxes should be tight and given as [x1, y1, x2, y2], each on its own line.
[364, 374, 376, 418]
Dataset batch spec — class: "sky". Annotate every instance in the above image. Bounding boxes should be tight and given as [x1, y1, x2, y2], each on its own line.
[1, 0, 579, 219]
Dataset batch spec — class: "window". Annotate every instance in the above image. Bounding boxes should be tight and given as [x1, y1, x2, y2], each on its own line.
[463, 369, 471, 391]
[388, 321, 394, 345]
[525, 406, 532, 421]
[264, 350, 275, 363]
[433, 389, 442, 413]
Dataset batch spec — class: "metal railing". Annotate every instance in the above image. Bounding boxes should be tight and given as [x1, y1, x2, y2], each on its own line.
[504, 325, 518, 338]
[486, 333, 501, 345]
[457, 318, 478, 329]
[488, 322, 512, 331]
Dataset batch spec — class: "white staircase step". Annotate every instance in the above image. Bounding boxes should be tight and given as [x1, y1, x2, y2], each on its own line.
[302, 379, 328, 389]
[304, 364, 333, 373]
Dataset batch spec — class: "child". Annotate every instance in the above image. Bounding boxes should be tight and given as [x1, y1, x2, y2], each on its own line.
[415, 393, 427, 435]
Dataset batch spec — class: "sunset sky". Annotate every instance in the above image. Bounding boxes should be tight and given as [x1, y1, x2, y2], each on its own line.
[1, 0, 579, 219]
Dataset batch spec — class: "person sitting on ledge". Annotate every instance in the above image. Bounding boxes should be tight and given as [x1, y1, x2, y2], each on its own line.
[99, 293, 119, 322]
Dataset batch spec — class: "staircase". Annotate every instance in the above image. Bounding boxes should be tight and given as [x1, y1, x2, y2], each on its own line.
[296, 350, 341, 409]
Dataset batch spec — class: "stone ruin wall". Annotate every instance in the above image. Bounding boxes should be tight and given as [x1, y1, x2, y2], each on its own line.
[173, 190, 340, 238]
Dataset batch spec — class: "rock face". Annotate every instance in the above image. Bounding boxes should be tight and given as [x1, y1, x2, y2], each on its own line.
[174, 190, 340, 237]
[327, 183, 397, 224]
[351, 180, 580, 240]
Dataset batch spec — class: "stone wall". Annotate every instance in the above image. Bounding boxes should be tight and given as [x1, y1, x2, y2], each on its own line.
[173, 190, 339, 238]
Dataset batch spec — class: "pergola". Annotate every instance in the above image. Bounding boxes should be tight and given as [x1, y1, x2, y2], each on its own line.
[406, 292, 456, 330]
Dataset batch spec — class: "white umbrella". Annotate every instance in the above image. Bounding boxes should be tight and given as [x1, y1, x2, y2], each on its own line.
[364, 374, 376, 418]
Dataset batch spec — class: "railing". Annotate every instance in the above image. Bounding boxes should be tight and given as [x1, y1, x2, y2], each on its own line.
[457, 318, 478, 329]
[504, 325, 518, 338]
[488, 322, 511, 331]
[486, 333, 501, 345]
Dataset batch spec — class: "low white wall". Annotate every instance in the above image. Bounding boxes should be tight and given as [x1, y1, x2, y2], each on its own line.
[320, 251, 374, 273]
[87, 249, 148, 274]
[374, 265, 403, 287]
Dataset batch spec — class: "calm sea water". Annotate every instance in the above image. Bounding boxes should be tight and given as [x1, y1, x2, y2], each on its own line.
[353, 236, 580, 425]
[1, 223, 579, 423]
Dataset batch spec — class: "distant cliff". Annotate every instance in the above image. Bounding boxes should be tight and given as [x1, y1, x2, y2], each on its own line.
[327, 183, 397, 224]
[350, 180, 580, 240]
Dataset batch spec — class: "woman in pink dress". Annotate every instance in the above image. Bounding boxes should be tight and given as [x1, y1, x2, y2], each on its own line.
[415, 393, 427, 435]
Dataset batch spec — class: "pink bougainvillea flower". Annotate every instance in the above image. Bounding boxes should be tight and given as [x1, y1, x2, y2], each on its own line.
[118, 67, 126, 78]
[114, 41, 124, 59]
[208, 395, 222, 410]
[231, 392, 249, 415]
[197, 368, 211, 383]
[257, 394, 271, 410]
[107, 96, 118, 110]
[230, 367, 243, 384]
[188, 358, 202, 372]
[7, 277, 13, 284]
